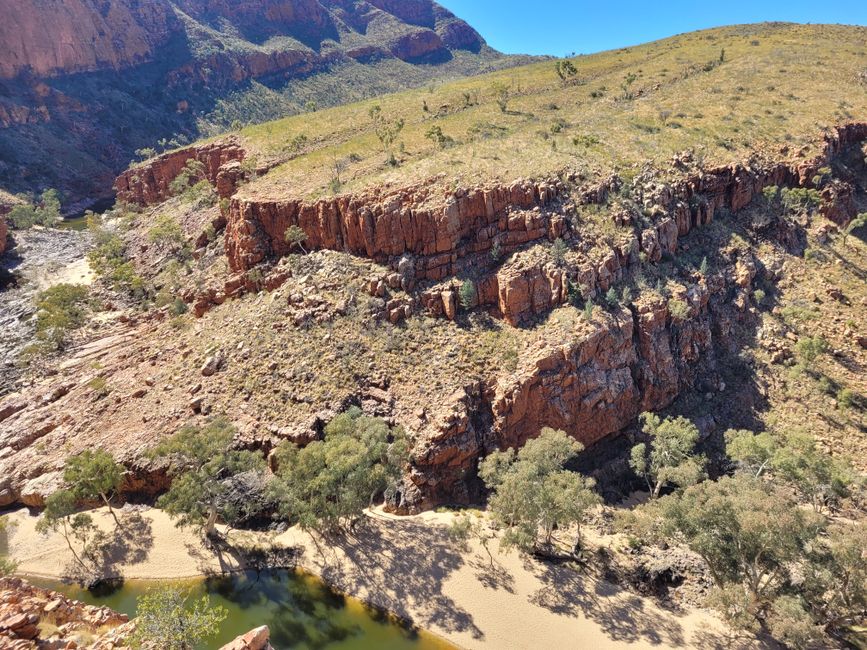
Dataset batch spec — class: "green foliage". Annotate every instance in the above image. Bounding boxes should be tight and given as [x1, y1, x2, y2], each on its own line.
[699, 256, 709, 275]
[781, 187, 822, 213]
[0, 516, 17, 577]
[551, 238, 568, 267]
[491, 82, 510, 112]
[795, 335, 828, 368]
[8, 189, 62, 229]
[555, 60, 578, 82]
[148, 213, 187, 252]
[802, 522, 867, 631]
[582, 299, 594, 322]
[64, 449, 124, 524]
[667, 298, 690, 322]
[459, 280, 476, 310]
[726, 429, 855, 512]
[32, 284, 89, 352]
[652, 474, 824, 624]
[479, 428, 599, 553]
[267, 408, 408, 533]
[284, 225, 308, 253]
[843, 212, 867, 243]
[425, 126, 455, 149]
[130, 587, 227, 650]
[448, 514, 495, 565]
[36, 490, 103, 572]
[604, 287, 618, 308]
[621, 72, 638, 99]
[151, 418, 265, 537]
[168, 160, 217, 207]
[630, 413, 705, 498]
[369, 105, 405, 165]
[87, 222, 147, 299]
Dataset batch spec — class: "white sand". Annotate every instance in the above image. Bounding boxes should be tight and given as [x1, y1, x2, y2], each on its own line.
[4, 506, 763, 649]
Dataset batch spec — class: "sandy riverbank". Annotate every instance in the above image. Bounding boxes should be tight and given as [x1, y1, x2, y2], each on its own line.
[4, 505, 763, 650]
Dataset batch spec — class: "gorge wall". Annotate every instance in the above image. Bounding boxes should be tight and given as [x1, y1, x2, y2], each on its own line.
[0, 0, 499, 205]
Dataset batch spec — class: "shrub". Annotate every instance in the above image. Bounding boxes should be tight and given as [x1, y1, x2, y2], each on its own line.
[555, 60, 578, 82]
[459, 279, 476, 310]
[33, 284, 89, 351]
[130, 587, 227, 650]
[148, 214, 185, 250]
[551, 238, 568, 267]
[8, 189, 62, 229]
[630, 413, 705, 498]
[425, 125, 455, 149]
[668, 298, 690, 321]
[369, 105, 405, 165]
[491, 82, 510, 112]
[284, 225, 307, 253]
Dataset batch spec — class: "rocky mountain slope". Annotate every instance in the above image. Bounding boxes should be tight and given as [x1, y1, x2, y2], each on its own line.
[0, 0, 525, 208]
[0, 24, 865, 514]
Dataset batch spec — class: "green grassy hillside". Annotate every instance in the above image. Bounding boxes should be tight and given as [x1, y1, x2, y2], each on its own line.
[232, 23, 867, 202]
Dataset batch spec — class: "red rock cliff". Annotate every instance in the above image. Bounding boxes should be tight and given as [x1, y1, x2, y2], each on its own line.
[0, 0, 177, 79]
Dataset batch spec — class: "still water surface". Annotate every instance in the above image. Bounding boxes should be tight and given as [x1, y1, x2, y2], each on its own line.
[33, 570, 453, 650]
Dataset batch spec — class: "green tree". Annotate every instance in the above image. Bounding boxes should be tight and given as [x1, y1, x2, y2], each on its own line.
[35, 490, 102, 573]
[64, 450, 125, 527]
[425, 125, 455, 149]
[479, 429, 599, 554]
[448, 514, 495, 567]
[630, 413, 705, 498]
[726, 429, 855, 512]
[284, 225, 308, 253]
[268, 408, 408, 533]
[151, 418, 265, 538]
[148, 213, 186, 252]
[803, 522, 867, 634]
[369, 105, 405, 165]
[130, 587, 227, 650]
[653, 474, 824, 626]
[621, 72, 638, 99]
[8, 190, 62, 229]
[459, 280, 476, 310]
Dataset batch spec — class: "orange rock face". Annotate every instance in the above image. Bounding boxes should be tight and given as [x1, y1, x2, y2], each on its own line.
[0, 0, 176, 79]
[114, 140, 247, 206]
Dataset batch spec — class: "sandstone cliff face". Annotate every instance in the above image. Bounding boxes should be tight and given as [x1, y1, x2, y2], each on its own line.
[0, 0, 495, 204]
[115, 140, 248, 206]
[0, 0, 177, 79]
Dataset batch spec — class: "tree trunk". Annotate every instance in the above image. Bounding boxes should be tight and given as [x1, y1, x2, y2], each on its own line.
[61, 520, 87, 572]
[101, 493, 121, 527]
[205, 506, 219, 538]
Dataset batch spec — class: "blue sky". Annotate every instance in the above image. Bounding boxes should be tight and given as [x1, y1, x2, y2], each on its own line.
[438, 0, 867, 56]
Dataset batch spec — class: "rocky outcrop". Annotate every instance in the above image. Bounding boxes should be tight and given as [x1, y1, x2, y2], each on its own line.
[226, 178, 567, 282]
[0, 217, 7, 256]
[0, 577, 129, 648]
[115, 140, 247, 206]
[220, 626, 274, 650]
[400, 276, 734, 512]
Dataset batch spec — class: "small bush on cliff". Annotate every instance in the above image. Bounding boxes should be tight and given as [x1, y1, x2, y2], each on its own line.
[667, 298, 689, 322]
[459, 280, 476, 310]
[629, 413, 705, 499]
[426, 125, 455, 149]
[150, 417, 266, 538]
[267, 408, 408, 533]
[284, 225, 308, 254]
[130, 587, 227, 650]
[479, 428, 599, 554]
[64, 449, 125, 527]
[148, 214, 187, 256]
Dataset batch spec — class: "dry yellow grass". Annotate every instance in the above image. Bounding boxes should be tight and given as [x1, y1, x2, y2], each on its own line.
[231, 23, 867, 202]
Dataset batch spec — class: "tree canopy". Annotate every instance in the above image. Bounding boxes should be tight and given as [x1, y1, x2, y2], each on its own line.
[130, 587, 227, 650]
[267, 408, 408, 533]
[151, 417, 265, 538]
[630, 413, 705, 498]
[64, 449, 125, 525]
[479, 428, 599, 554]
